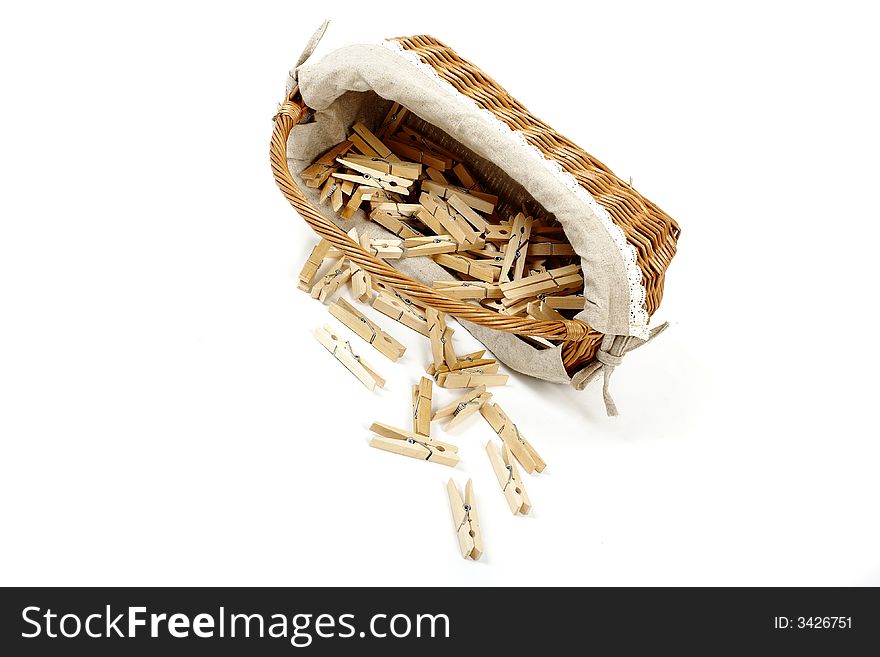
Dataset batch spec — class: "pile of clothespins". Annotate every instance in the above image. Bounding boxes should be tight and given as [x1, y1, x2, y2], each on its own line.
[298, 103, 587, 329]
[298, 108, 578, 560]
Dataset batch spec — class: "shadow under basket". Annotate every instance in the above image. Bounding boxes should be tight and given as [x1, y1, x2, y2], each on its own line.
[270, 30, 680, 415]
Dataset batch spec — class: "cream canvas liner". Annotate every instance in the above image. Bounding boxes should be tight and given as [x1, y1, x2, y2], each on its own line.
[283, 23, 665, 398]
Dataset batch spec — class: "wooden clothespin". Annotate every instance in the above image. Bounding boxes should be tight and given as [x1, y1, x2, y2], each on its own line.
[447, 479, 482, 560]
[527, 241, 576, 256]
[541, 294, 585, 310]
[433, 253, 499, 283]
[425, 167, 449, 184]
[433, 386, 493, 430]
[421, 180, 496, 214]
[340, 185, 370, 220]
[384, 138, 450, 171]
[432, 281, 503, 300]
[300, 140, 353, 187]
[486, 441, 531, 515]
[485, 224, 514, 243]
[412, 376, 433, 437]
[426, 308, 458, 371]
[426, 349, 485, 376]
[480, 402, 546, 474]
[368, 209, 423, 239]
[371, 290, 430, 336]
[350, 122, 399, 160]
[371, 202, 422, 217]
[498, 264, 583, 301]
[526, 300, 565, 321]
[313, 324, 385, 391]
[365, 238, 405, 260]
[498, 213, 533, 282]
[328, 298, 406, 361]
[401, 235, 459, 257]
[344, 228, 372, 302]
[451, 163, 481, 192]
[376, 102, 409, 138]
[310, 257, 351, 303]
[436, 369, 508, 389]
[341, 155, 421, 181]
[334, 159, 414, 192]
[297, 239, 339, 291]
[447, 194, 490, 232]
[369, 422, 459, 467]
[319, 176, 345, 212]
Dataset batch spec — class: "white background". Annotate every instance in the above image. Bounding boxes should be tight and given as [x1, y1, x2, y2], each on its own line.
[1, 1, 878, 586]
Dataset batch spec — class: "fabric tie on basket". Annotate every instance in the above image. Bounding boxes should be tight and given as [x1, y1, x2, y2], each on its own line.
[570, 323, 669, 417]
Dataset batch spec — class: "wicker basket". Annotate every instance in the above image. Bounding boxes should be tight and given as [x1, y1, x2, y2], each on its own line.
[271, 30, 680, 408]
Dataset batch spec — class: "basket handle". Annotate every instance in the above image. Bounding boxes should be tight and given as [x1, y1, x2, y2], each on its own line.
[269, 91, 591, 343]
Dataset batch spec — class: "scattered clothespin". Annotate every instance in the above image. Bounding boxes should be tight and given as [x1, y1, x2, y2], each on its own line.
[371, 290, 430, 336]
[369, 422, 459, 467]
[313, 324, 385, 391]
[498, 213, 533, 282]
[426, 349, 485, 376]
[328, 298, 406, 361]
[436, 370, 508, 389]
[310, 257, 351, 303]
[480, 402, 546, 474]
[486, 441, 531, 515]
[297, 239, 338, 291]
[447, 479, 482, 560]
[498, 264, 583, 301]
[427, 308, 458, 371]
[433, 386, 493, 430]
[412, 376, 433, 437]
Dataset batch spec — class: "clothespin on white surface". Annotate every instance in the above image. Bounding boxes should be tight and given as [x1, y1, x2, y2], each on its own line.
[297, 239, 339, 291]
[371, 291, 430, 336]
[412, 376, 433, 437]
[486, 441, 531, 515]
[447, 478, 483, 560]
[426, 308, 458, 371]
[436, 369, 508, 389]
[480, 402, 546, 474]
[432, 386, 493, 431]
[328, 298, 406, 361]
[369, 422, 459, 467]
[313, 324, 385, 391]
[309, 257, 351, 303]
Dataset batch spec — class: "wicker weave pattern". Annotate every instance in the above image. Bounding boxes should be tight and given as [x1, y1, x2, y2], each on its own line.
[390, 36, 680, 367]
